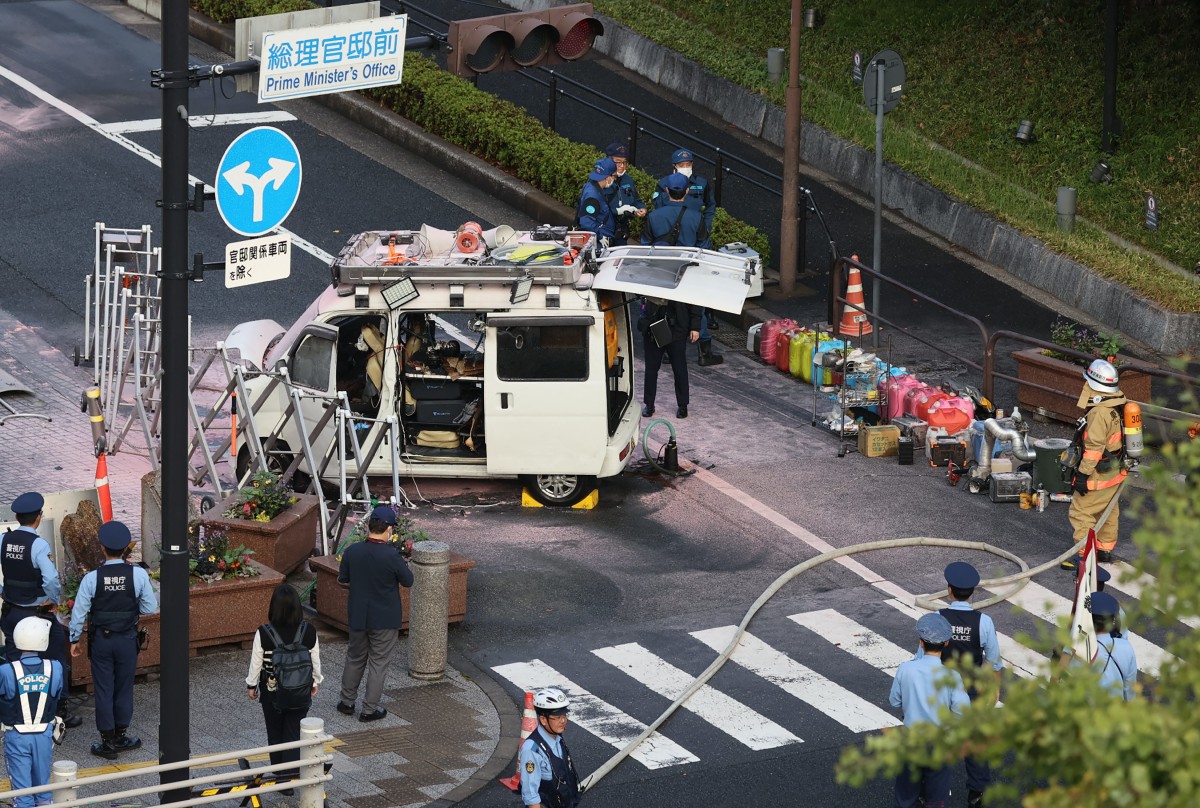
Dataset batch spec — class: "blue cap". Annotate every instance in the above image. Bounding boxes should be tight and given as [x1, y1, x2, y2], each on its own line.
[916, 613, 953, 643]
[369, 505, 397, 526]
[99, 521, 132, 551]
[605, 142, 628, 159]
[1096, 566, 1111, 585]
[589, 158, 617, 182]
[665, 173, 689, 193]
[670, 148, 693, 164]
[944, 561, 980, 589]
[1089, 590, 1119, 617]
[10, 492, 44, 516]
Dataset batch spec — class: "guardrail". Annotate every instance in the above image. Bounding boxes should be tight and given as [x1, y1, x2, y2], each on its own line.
[0, 718, 333, 808]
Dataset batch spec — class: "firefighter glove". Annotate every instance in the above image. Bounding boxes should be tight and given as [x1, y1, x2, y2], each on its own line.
[1073, 473, 1090, 495]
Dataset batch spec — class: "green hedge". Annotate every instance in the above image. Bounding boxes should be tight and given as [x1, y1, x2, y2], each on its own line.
[189, 0, 770, 264]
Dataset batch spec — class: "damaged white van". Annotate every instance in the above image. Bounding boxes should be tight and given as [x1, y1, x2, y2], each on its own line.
[225, 224, 756, 505]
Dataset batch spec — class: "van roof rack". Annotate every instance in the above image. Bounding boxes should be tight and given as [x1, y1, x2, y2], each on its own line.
[329, 228, 598, 287]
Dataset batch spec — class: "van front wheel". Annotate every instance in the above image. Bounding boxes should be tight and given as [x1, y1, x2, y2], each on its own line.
[520, 474, 597, 507]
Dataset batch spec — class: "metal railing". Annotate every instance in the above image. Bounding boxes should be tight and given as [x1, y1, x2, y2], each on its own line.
[0, 718, 333, 808]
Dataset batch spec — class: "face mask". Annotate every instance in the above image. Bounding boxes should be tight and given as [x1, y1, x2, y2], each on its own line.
[675, 166, 693, 179]
[615, 166, 626, 176]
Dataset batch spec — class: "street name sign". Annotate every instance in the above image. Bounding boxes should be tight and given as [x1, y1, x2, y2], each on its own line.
[258, 15, 408, 103]
[225, 235, 292, 288]
[215, 126, 302, 237]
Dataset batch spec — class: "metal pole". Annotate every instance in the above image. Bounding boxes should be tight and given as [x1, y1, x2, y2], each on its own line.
[713, 150, 724, 207]
[298, 718, 325, 808]
[627, 109, 638, 164]
[159, 0, 191, 798]
[872, 59, 885, 349]
[547, 72, 558, 132]
[49, 761, 78, 805]
[778, 0, 803, 295]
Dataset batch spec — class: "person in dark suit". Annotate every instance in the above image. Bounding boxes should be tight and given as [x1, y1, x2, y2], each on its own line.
[335, 505, 413, 722]
[640, 298, 701, 420]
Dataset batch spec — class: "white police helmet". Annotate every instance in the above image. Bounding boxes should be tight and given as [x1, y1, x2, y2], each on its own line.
[533, 687, 570, 715]
[1084, 358, 1120, 393]
[13, 616, 51, 653]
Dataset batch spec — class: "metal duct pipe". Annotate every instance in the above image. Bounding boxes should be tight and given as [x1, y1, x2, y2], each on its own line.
[975, 414, 1036, 476]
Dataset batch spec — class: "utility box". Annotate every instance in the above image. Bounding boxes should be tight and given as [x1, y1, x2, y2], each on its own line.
[989, 471, 1033, 504]
[858, 424, 900, 457]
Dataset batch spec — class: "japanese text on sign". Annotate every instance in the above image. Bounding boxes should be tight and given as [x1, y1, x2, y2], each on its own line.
[259, 15, 408, 103]
[226, 235, 293, 289]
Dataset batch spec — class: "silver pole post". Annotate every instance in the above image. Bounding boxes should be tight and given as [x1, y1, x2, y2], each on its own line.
[49, 761, 78, 805]
[872, 59, 885, 349]
[408, 540, 450, 681]
[298, 718, 325, 808]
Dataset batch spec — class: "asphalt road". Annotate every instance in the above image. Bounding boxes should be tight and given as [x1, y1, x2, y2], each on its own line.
[0, 3, 1168, 808]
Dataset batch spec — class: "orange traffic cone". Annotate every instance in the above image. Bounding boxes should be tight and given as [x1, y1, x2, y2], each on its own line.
[837, 256, 874, 338]
[499, 692, 538, 791]
[95, 453, 113, 522]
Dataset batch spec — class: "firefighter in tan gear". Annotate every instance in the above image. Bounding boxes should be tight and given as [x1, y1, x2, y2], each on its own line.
[1061, 359, 1127, 570]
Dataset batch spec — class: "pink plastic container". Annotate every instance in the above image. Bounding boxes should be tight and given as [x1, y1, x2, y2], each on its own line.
[904, 384, 932, 418]
[883, 375, 922, 421]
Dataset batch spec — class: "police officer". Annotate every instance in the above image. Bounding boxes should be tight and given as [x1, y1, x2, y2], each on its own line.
[576, 157, 618, 245]
[641, 174, 701, 247]
[1061, 591, 1138, 701]
[68, 521, 158, 759]
[519, 687, 580, 808]
[652, 148, 723, 366]
[0, 617, 65, 808]
[1062, 359, 1128, 570]
[934, 561, 1002, 808]
[890, 613, 969, 808]
[602, 143, 646, 246]
[0, 493, 78, 729]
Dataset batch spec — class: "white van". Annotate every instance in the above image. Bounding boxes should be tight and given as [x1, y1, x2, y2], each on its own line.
[225, 225, 756, 506]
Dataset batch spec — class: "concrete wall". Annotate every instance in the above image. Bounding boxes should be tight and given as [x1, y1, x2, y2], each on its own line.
[501, 0, 1197, 355]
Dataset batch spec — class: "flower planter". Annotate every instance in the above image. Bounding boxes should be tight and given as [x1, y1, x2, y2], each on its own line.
[69, 561, 284, 687]
[309, 552, 476, 633]
[1013, 349, 1153, 424]
[200, 493, 321, 575]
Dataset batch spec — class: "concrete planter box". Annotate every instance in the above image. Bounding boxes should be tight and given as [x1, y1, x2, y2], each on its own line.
[1013, 349, 1152, 424]
[310, 552, 476, 633]
[69, 560, 283, 687]
[200, 493, 321, 575]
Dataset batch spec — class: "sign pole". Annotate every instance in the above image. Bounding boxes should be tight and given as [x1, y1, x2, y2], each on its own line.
[872, 59, 884, 349]
[158, 0, 191, 800]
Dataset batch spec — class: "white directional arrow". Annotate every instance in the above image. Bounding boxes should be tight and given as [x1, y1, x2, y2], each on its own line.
[221, 157, 296, 223]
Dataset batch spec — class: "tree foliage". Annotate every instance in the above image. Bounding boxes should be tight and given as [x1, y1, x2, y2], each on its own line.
[837, 388, 1200, 806]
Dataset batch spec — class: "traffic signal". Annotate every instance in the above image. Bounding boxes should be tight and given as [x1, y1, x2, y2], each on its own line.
[447, 3, 604, 78]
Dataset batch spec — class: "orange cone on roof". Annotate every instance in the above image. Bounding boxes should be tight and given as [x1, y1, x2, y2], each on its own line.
[838, 256, 874, 337]
[499, 691, 538, 791]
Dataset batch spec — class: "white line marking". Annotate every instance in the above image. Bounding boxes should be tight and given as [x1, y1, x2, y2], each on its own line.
[1105, 561, 1200, 629]
[592, 643, 803, 751]
[0, 64, 330, 265]
[98, 111, 297, 134]
[491, 659, 698, 770]
[691, 626, 900, 733]
[787, 610, 913, 677]
[987, 580, 1175, 678]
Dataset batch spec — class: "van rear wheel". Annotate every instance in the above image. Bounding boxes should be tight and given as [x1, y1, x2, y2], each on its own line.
[521, 474, 597, 507]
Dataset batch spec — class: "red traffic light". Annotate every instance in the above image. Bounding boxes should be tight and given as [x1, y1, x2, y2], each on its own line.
[448, 3, 605, 77]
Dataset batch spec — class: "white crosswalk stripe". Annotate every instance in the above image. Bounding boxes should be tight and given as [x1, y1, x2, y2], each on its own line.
[491, 659, 699, 769]
[989, 580, 1176, 677]
[787, 609, 912, 676]
[1105, 561, 1200, 629]
[690, 626, 901, 732]
[591, 642, 803, 751]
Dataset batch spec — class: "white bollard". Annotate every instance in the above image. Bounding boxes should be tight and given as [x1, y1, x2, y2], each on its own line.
[298, 717, 325, 808]
[50, 761, 78, 805]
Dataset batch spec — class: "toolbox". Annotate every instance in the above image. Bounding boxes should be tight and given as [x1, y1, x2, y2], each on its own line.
[858, 425, 901, 457]
[929, 437, 966, 468]
[897, 436, 914, 465]
[989, 471, 1033, 503]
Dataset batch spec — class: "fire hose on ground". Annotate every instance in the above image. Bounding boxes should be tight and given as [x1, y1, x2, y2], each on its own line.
[579, 478, 1126, 792]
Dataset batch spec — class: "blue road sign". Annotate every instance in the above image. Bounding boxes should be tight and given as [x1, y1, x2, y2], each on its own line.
[215, 126, 302, 237]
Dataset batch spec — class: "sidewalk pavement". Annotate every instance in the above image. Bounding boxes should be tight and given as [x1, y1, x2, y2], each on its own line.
[0, 303, 518, 807]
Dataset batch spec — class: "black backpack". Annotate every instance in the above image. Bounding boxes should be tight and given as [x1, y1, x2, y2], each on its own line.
[262, 623, 313, 712]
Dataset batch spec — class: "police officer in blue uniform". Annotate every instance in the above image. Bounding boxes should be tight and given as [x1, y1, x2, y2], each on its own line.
[519, 687, 580, 808]
[641, 173, 702, 247]
[0, 616, 65, 808]
[576, 157, 618, 245]
[602, 143, 646, 246]
[0, 493, 78, 729]
[652, 148, 717, 248]
[68, 521, 158, 759]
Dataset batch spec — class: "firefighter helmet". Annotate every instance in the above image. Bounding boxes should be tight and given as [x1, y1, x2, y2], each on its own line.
[13, 616, 51, 653]
[1084, 358, 1120, 393]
